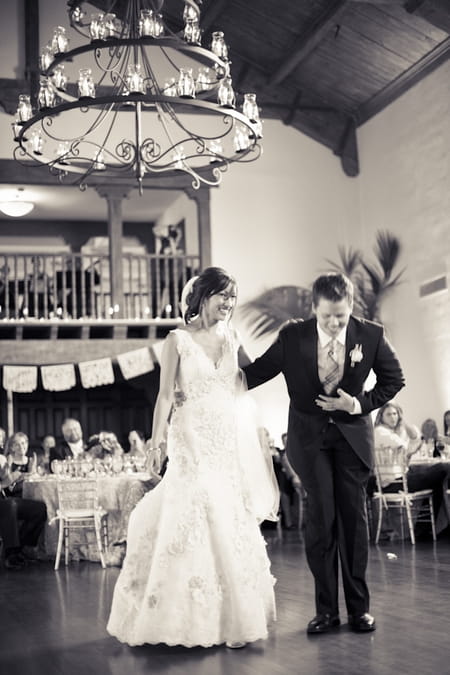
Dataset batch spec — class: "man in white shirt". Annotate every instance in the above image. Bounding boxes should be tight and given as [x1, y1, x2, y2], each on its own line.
[50, 418, 86, 466]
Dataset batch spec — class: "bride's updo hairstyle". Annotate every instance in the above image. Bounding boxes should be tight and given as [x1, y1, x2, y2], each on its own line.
[182, 267, 237, 324]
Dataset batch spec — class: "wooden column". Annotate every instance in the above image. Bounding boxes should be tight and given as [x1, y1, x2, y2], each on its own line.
[24, 0, 40, 108]
[96, 186, 132, 319]
[7, 389, 14, 436]
[184, 187, 211, 268]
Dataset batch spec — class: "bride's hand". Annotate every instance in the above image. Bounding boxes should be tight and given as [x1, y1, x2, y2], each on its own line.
[144, 441, 160, 475]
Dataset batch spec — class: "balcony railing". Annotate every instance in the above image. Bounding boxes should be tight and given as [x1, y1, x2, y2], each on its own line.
[0, 252, 200, 321]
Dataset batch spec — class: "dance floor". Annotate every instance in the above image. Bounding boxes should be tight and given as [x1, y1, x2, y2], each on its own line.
[1, 530, 450, 675]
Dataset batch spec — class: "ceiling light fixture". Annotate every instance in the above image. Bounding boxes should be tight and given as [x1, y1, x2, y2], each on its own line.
[0, 189, 34, 217]
[12, 0, 263, 194]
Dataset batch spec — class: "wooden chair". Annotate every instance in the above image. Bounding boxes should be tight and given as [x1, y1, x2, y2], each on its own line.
[54, 478, 108, 570]
[373, 446, 436, 545]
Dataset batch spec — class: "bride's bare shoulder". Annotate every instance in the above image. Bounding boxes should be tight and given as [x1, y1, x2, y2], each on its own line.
[168, 326, 196, 346]
[176, 325, 202, 337]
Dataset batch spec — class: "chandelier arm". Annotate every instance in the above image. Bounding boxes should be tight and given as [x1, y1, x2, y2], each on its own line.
[157, 102, 242, 143]
[93, 46, 127, 91]
[22, 109, 113, 154]
[139, 43, 161, 96]
[134, 101, 145, 191]
[133, 155, 225, 189]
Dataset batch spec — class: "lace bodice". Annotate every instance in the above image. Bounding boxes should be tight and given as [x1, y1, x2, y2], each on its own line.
[171, 327, 240, 403]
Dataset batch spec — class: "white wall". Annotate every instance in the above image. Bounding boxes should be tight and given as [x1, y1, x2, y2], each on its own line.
[358, 60, 450, 430]
[155, 192, 199, 256]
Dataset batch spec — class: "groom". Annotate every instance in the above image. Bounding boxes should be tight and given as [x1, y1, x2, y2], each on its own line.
[243, 273, 405, 634]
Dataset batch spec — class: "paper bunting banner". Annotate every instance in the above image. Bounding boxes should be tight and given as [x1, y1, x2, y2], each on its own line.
[117, 348, 154, 380]
[3, 365, 38, 393]
[78, 357, 115, 389]
[41, 363, 76, 392]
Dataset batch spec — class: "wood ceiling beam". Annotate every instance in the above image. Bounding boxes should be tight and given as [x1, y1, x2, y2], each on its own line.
[334, 117, 359, 177]
[24, 0, 40, 107]
[268, 0, 350, 87]
[404, 0, 427, 11]
[0, 78, 27, 115]
[283, 92, 303, 127]
[199, 0, 230, 32]
[405, 0, 450, 33]
[356, 37, 450, 124]
[350, 0, 404, 3]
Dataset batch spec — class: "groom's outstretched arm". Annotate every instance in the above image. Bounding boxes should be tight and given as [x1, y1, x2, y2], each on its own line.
[243, 331, 285, 390]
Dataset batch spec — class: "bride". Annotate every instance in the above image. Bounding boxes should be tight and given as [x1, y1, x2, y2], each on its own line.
[107, 267, 279, 649]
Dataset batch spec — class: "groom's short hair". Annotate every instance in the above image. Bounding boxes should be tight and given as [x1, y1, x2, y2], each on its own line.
[312, 273, 353, 307]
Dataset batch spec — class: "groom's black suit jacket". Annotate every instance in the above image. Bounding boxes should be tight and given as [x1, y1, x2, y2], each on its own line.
[244, 316, 405, 473]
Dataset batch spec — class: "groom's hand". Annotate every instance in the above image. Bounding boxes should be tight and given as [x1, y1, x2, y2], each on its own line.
[315, 388, 355, 413]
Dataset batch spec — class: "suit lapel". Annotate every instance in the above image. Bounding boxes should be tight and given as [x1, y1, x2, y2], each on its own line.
[341, 316, 360, 385]
[299, 319, 323, 390]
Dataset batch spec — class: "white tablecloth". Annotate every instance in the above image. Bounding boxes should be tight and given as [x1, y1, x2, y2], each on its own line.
[23, 473, 156, 564]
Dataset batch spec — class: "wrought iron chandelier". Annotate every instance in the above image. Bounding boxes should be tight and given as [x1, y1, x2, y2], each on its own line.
[12, 0, 263, 192]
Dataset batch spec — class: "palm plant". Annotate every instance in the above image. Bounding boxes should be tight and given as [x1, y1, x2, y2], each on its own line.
[327, 230, 405, 321]
[240, 285, 313, 339]
[240, 230, 404, 338]
[361, 230, 405, 321]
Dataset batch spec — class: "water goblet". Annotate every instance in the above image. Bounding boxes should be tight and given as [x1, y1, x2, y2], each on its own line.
[51, 460, 61, 475]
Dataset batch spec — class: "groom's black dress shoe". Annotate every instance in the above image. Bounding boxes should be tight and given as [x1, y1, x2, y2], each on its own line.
[307, 614, 340, 634]
[348, 613, 376, 632]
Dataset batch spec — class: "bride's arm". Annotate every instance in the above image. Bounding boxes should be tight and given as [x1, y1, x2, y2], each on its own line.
[230, 326, 252, 368]
[147, 332, 179, 471]
[238, 343, 252, 368]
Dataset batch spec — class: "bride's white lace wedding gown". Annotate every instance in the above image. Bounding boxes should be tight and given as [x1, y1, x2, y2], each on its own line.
[107, 328, 278, 648]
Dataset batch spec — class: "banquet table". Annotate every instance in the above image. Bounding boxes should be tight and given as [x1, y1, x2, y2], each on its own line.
[23, 473, 156, 564]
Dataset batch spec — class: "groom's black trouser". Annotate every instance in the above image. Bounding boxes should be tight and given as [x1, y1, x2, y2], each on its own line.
[300, 423, 371, 617]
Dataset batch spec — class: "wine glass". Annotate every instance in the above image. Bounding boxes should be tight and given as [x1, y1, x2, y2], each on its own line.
[103, 454, 113, 474]
[134, 455, 146, 473]
[112, 456, 124, 475]
[51, 460, 62, 475]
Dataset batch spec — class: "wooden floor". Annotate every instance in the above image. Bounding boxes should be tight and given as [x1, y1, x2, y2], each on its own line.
[2, 530, 450, 675]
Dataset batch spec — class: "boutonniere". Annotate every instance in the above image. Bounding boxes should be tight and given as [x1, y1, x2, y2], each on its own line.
[349, 344, 363, 367]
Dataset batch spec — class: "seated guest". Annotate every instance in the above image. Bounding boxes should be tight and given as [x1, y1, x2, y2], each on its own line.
[374, 402, 450, 534]
[444, 410, 450, 435]
[421, 418, 446, 457]
[34, 434, 55, 474]
[279, 432, 302, 529]
[127, 429, 147, 457]
[0, 454, 47, 568]
[4, 432, 37, 496]
[50, 418, 86, 466]
[442, 410, 450, 445]
[86, 431, 124, 460]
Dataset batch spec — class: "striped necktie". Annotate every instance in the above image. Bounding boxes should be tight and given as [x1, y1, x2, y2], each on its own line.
[322, 339, 340, 394]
